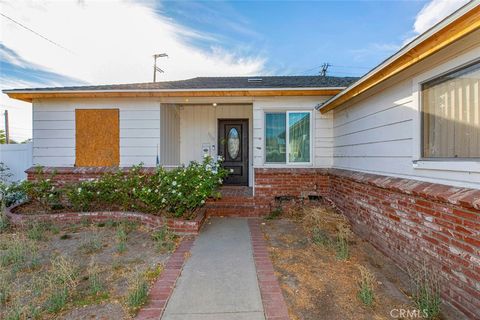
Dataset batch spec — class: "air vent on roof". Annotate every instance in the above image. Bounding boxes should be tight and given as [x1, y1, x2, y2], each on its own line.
[247, 78, 263, 82]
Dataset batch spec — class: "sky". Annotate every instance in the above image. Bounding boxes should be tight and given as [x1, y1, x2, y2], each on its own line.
[0, 0, 470, 142]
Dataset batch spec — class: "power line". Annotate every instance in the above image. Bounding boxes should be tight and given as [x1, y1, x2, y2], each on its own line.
[0, 12, 73, 53]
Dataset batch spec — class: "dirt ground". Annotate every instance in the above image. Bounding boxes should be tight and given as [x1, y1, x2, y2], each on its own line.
[0, 221, 176, 319]
[262, 204, 465, 320]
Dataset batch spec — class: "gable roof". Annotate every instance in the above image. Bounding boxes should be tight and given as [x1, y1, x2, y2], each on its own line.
[317, 1, 480, 114]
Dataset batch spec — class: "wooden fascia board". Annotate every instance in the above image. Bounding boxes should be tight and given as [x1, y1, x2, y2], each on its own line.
[320, 5, 480, 114]
[5, 89, 342, 102]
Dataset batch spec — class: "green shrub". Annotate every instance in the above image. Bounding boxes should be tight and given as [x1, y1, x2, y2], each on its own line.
[0, 163, 26, 208]
[21, 167, 60, 211]
[66, 182, 95, 212]
[16, 157, 228, 219]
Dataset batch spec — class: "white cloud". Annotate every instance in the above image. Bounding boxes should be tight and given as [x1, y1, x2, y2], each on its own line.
[413, 0, 470, 35]
[401, 0, 470, 45]
[0, 0, 265, 85]
[0, 0, 266, 141]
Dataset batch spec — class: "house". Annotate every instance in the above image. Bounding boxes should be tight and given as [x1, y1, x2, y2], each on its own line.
[3, 2, 479, 318]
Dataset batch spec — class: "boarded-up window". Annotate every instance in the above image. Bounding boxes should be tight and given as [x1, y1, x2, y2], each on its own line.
[75, 109, 119, 166]
[422, 61, 480, 158]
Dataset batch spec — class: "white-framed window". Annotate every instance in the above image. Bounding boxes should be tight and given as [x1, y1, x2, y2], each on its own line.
[264, 111, 312, 164]
[421, 60, 480, 159]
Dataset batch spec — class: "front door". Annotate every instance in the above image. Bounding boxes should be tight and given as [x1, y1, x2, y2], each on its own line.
[218, 119, 249, 186]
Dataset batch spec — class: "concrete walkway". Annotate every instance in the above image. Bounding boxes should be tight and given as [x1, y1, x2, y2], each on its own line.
[162, 218, 265, 320]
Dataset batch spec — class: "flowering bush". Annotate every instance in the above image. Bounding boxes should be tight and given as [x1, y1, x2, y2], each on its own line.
[22, 157, 228, 219]
[20, 166, 61, 211]
[139, 156, 228, 217]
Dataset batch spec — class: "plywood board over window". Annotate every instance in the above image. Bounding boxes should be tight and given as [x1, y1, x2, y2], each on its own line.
[75, 109, 119, 166]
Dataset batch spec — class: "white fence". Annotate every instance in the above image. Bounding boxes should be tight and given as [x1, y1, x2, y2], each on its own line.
[0, 143, 33, 182]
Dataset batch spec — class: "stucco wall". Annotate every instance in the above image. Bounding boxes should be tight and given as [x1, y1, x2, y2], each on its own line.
[332, 33, 480, 189]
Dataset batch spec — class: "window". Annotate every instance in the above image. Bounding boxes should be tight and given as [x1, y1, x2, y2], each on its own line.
[265, 111, 311, 164]
[422, 61, 480, 159]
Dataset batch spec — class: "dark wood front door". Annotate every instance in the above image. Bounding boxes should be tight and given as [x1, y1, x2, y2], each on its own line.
[218, 119, 249, 185]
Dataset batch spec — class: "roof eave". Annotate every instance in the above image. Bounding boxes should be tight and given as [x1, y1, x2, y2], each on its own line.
[3, 87, 346, 103]
[318, 1, 480, 114]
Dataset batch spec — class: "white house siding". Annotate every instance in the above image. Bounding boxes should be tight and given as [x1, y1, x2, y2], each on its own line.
[160, 104, 180, 166]
[332, 36, 480, 189]
[179, 104, 253, 184]
[32, 98, 161, 167]
[252, 96, 332, 168]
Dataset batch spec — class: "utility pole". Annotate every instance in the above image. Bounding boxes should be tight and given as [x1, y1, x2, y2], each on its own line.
[319, 63, 330, 77]
[4, 110, 10, 144]
[153, 53, 168, 82]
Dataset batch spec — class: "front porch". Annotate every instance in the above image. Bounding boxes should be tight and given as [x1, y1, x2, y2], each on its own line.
[159, 102, 254, 187]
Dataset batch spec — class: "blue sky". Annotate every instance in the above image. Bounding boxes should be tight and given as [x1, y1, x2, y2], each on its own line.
[156, 0, 426, 77]
[0, 0, 469, 141]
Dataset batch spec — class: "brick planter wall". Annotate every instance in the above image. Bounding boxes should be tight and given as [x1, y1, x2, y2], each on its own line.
[328, 169, 480, 318]
[255, 167, 479, 318]
[26, 166, 157, 185]
[6, 204, 206, 235]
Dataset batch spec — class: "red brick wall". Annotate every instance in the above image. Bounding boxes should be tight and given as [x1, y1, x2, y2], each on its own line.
[26, 167, 156, 185]
[328, 169, 480, 318]
[254, 168, 330, 202]
[254, 168, 479, 318]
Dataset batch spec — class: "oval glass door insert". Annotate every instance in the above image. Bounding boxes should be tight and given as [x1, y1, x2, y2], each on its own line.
[227, 128, 240, 159]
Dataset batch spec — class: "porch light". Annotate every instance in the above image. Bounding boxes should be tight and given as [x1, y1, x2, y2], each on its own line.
[212, 103, 217, 107]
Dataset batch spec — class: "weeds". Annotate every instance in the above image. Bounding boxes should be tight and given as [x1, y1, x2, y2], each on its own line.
[126, 271, 149, 312]
[44, 287, 68, 313]
[0, 236, 38, 272]
[79, 233, 103, 254]
[88, 260, 104, 296]
[48, 255, 79, 291]
[312, 227, 331, 246]
[116, 225, 128, 253]
[27, 222, 48, 241]
[0, 211, 9, 232]
[0, 272, 10, 306]
[408, 260, 441, 320]
[151, 226, 177, 252]
[43, 255, 79, 314]
[357, 265, 375, 306]
[335, 223, 351, 260]
[265, 207, 283, 220]
[144, 264, 163, 282]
